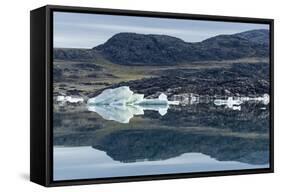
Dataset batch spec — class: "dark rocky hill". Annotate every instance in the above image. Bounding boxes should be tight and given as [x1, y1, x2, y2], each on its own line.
[93, 33, 195, 65]
[234, 29, 269, 45]
[54, 29, 269, 65]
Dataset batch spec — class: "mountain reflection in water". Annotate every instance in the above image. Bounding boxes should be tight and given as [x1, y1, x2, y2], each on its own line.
[53, 102, 270, 180]
[54, 147, 268, 181]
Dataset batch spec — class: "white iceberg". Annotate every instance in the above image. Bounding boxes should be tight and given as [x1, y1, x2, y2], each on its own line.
[87, 86, 179, 123]
[87, 86, 137, 105]
[87, 86, 179, 106]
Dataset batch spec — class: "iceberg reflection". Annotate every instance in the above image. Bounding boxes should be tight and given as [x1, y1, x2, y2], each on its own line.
[87, 104, 169, 123]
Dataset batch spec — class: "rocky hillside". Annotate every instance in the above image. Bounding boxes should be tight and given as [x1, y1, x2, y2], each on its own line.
[235, 29, 269, 45]
[88, 62, 269, 98]
[54, 29, 269, 65]
[53, 48, 96, 61]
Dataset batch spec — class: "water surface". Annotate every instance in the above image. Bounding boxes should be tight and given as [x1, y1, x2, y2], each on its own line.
[53, 101, 270, 180]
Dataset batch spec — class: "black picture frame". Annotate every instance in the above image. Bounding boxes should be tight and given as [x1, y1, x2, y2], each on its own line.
[30, 4, 274, 187]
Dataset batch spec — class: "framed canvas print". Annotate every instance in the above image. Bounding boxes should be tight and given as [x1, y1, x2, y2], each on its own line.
[30, 5, 274, 187]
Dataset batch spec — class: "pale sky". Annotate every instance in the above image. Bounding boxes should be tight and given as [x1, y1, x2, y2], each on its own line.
[54, 11, 269, 49]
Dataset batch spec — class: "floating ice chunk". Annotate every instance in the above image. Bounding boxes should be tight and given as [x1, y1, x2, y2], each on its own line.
[87, 86, 133, 105]
[87, 86, 179, 106]
[214, 94, 270, 111]
[56, 95, 84, 103]
[56, 95, 65, 102]
[214, 97, 242, 108]
[127, 93, 144, 105]
[190, 93, 199, 104]
[159, 93, 167, 100]
[138, 93, 179, 106]
[214, 97, 243, 110]
[261, 94, 270, 105]
[168, 100, 180, 105]
[239, 94, 269, 105]
[87, 86, 179, 123]
[65, 96, 84, 103]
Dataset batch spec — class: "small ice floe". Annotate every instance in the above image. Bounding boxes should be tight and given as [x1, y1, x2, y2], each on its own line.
[256, 94, 270, 105]
[56, 95, 84, 104]
[214, 97, 243, 110]
[214, 94, 270, 111]
[138, 93, 180, 106]
[214, 97, 243, 107]
[56, 95, 66, 102]
[190, 93, 200, 104]
[87, 86, 179, 123]
[170, 93, 199, 105]
[239, 94, 270, 105]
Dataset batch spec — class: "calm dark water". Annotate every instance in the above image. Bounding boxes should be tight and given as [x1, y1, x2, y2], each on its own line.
[53, 102, 270, 181]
